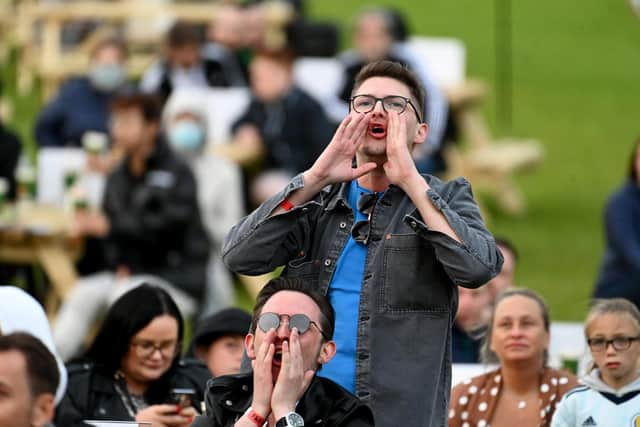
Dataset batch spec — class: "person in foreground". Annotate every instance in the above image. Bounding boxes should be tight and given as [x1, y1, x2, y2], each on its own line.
[449, 289, 578, 427]
[55, 284, 209, 427]
[191, 277, 374, 427]
[223, 60, 503, 426]
[551, 298, 640, 427]
[0, 332, 59, 427]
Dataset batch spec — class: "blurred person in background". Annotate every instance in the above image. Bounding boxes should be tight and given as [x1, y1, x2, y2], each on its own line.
[486, 237, 518, 299]
[449, 289, 578, 427]
[230, 49, 334, 206]
[0, 286, 68, 406]
[35, 37, 129, 148]
[53, 92, 210, 361]
[55, 284, 209, 427]
[0, 332, 59, 427]
[337, 7, 449, 174]
[164, 92, 244, 315]
[452, 284, 493, 363]
[593, 139, 640, 308]
[188, 307, 251, 377]
[203, 4, 250, 87]
[141, 21, 239, 103]
[0, 81, 21, 200]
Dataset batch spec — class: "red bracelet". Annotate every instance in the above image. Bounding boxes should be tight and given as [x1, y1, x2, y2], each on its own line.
[246, 408, 266, 426]
[280, 198, 294, 211]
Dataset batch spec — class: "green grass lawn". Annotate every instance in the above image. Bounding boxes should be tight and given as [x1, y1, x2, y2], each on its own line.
[310, 0, 640, 320]
[2, 0, 638, 320]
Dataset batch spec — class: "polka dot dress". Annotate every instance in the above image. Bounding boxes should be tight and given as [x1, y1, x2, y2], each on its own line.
[448, 368, 578, 427]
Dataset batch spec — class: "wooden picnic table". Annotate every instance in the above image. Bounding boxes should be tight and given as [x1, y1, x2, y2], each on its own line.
[0, 203, 83, 314]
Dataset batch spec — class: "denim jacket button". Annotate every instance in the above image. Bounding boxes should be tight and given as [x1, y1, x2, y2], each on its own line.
[225, 400, 233, 406]
[410, 221, 418, 229]
[324, 259, 331, 267]
[339, 222, 347, 229]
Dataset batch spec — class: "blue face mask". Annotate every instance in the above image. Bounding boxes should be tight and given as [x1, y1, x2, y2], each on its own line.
[88, 64, 126, 92]
[168, 121, 205, 152]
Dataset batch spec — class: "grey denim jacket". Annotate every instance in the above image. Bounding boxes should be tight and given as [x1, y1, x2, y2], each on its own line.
[222, 173, 503, 427]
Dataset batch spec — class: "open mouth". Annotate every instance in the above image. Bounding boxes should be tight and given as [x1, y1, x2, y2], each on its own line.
[273, 349, 283, 366]
[368, 123, 387, 139]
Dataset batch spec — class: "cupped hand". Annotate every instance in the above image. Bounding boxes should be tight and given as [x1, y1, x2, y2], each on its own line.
[251, 328, 277, 418]
[383, 111, 421, 191]
[270, 329, 315, 420]
[306, 113, 377, 187]
[135, 404, 192, 427]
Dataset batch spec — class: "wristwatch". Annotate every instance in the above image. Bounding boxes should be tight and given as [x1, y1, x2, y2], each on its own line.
[275, 412, 304, 427]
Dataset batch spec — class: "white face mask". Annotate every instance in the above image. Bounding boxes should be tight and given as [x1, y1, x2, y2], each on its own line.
[89, 64, 126, 92]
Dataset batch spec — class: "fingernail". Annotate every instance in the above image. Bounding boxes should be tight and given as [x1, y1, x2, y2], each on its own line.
[176, 404, 182, 412]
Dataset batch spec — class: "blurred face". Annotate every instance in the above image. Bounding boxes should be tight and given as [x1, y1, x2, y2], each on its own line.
[249, 56, 293, 102]
[490, 295, 549, 365]
[209, 6, 245, 49]
[352, 76, 427, 161]
[587, 313, 640, 389]
[245, 291, 335, 383]
[487, 246, 516, 298]
[0, 350, 54, 427]
[456, 286, 493, 332]
[121, 315, 180, 385]
[110, 107, 158, 152]
[355, 14, 393, 62]
[169, 43, 201, 69]
[199, 334, 244, 377]
[91, 44, 126, 67]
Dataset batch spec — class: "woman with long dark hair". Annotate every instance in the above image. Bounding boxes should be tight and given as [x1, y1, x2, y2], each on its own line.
[593, 139, 640, 307]
[55, 284, 209, 427]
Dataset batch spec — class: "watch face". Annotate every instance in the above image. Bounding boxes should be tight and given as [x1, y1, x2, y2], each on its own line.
[287, 412, 304, 427]
[276, 412, 305, 427]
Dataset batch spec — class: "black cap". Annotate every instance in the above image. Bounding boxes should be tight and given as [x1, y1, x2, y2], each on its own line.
[191, 308, 252, 349]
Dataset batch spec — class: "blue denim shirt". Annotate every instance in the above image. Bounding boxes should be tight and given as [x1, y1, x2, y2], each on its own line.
[222, 173, 503, 427]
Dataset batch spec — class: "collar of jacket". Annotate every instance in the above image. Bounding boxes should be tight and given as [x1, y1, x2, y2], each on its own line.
[206, 373, 340, 424]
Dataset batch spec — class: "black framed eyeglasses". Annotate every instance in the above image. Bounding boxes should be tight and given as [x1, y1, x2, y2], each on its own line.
[351, 192, 379, 245]
[258, 312, 329, 340]
[350, 94, 422, 122]
[587, 336, 640, 352]
[130, 339, 180, 359]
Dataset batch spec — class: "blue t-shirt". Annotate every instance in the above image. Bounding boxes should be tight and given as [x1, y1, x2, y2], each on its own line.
[318, 180, 376, 393]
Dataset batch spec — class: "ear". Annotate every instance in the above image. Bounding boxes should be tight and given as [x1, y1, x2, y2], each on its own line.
[245, 333, 256, 360]
[317, 340, 337, 365]
[30, 393, 55, 427]
[413, 122, 428, 146]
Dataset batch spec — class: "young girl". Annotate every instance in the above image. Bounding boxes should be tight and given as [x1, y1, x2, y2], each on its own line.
[552, 298, 640, 427]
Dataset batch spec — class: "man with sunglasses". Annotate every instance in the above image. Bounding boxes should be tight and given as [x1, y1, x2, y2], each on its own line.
[192, 277, 374, 427]
[223, 60, 503, 426]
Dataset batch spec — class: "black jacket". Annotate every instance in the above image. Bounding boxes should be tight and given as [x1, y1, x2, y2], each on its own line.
[191, 372, 374, 427]
[55, 359, 211, 427]
[231, 86, 335, 175]
[102, 137, 210, 298]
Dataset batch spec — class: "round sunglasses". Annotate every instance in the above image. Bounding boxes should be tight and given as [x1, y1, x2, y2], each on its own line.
[257, 312, 329, 340]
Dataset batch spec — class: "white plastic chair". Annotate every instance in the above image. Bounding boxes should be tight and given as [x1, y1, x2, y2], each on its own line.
[406, 36, 466, 89]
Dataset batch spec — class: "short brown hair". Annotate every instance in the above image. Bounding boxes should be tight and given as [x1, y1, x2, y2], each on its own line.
[250, 277, 335, 340]
[0, 332, 59, 398]
[352, 60, 425, 121]
[111, 92, 162, 123]
[166, 21, 202, 48]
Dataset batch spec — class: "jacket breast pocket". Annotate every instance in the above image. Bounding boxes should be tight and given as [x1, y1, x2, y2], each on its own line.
[284, 258, 322, 287]
[380, 234, 452, 314]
